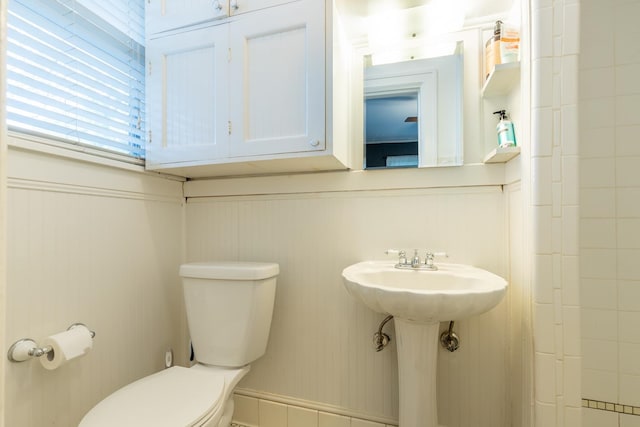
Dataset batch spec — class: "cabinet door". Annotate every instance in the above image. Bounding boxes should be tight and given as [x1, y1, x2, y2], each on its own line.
[146, 0, 229, 35]
[146, 25, 229, 168]
[229, 0, 297, 16]
[228, 0, 326, 157]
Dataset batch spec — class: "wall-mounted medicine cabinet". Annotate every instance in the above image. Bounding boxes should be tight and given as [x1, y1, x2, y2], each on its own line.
[144, 0, 353, 178]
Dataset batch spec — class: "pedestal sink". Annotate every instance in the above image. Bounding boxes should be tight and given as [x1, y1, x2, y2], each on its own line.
[341, 260, 507, 427]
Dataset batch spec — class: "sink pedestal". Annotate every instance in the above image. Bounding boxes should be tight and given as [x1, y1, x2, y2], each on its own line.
[395, 318, 440, 427]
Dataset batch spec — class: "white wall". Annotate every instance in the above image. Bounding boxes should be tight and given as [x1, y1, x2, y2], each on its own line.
[0, 0, 7, 423]
[184, 175, 521, 426]
[579, 0, 640, 425]
[506, 180, 534, 427]
[3, 142, 185, 426]
[1, 150, 527, 427]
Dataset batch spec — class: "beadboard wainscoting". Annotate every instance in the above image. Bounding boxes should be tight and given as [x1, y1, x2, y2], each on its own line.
[5, 144, 186, 426]
[184, 179, 525, 427]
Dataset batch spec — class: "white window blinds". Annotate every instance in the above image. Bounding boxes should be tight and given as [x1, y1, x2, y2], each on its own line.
[7, 0, 146, 159]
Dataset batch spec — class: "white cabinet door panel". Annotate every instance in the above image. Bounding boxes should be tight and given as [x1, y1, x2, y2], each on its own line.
[230, 0, 297, 16]
[228, 0, 325, 157]
[146, 25, 229, 167]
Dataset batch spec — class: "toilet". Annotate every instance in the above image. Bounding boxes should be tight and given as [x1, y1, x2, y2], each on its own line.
[79, 261, 279, 427]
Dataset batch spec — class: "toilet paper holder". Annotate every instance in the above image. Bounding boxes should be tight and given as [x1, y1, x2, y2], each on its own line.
[7, 323, 96, 363]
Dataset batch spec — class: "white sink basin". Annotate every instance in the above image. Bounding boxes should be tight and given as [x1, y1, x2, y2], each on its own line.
[342, 260, 507, 323]
[342, 260, 508, 427]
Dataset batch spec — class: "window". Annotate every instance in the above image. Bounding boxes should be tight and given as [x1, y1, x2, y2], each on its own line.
[6, 0, 146, 159]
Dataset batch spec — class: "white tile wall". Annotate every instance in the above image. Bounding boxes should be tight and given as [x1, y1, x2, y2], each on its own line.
[288, 406, 319, 426]
[619, 281, 640, 311]
[350, 418, 386, 427]
[259, 400, 287, 427]
[529, 0, 584, 425]
[235, 395, 260, 426]
[622, 413, 640, 427]
[534, 402, 556, 427]
[583, 407, 618, 427]
[319, 412, 351, 427]
[582, 400, 640, 427]
[231, 393, 400, 427]
[580, 0, 640, 424]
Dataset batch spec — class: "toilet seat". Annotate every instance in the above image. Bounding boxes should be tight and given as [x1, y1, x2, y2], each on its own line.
[79, 366, 226, 427]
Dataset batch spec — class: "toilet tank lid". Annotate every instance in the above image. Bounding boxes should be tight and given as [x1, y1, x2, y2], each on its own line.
[180, 261, 279, 280]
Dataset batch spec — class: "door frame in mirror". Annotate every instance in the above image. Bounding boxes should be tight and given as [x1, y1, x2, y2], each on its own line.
[365, 67, 437, 168]
[363, 42, 464, 168]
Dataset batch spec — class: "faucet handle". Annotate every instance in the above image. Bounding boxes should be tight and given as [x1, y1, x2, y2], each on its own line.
[426, 251, 448, 258]
[385, 249, 408, 265]
[385, 249, 407, 256]
[424, 251, 448, 266]
[436, 252, 449, 258]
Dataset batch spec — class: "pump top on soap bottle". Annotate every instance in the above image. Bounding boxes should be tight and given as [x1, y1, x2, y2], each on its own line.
[493, 110, 517, 148]
[494, 20, 503, 38]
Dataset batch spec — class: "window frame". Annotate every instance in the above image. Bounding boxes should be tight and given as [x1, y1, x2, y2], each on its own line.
[5, 0, 146, 162]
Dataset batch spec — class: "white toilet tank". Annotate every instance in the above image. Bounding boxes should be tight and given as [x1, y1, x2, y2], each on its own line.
[179, 261, 279, 368]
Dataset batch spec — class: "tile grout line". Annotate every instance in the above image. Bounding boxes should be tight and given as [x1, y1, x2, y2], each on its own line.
[582, 398, 640, 416]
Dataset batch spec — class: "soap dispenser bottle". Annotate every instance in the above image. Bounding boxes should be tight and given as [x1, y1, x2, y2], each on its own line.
[484, 20, 503, 80]
[493, 110, 516, 148]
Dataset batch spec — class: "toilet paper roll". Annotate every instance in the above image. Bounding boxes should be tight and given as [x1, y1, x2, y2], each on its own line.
[40, 325, 93, 370]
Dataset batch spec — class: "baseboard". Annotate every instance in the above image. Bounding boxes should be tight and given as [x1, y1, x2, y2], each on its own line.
[232, 388, 398, 427]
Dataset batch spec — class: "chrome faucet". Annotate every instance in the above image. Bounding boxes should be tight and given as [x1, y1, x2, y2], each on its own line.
[411, 249, 421, 268]
[386, 249, 448, 270]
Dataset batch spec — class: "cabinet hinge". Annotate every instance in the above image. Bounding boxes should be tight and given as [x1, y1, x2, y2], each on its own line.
[227, 121, 232, 135]
[148, 130, 152, 144]
[148, 61, 152, 76]
[228, 48, 231, 63]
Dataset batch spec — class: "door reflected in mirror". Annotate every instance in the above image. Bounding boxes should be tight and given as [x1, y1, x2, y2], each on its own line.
[364, 92, 419, 169]
[363, 41, 463, 169]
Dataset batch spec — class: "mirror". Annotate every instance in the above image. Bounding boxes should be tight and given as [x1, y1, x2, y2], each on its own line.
[363, 42, 464, 169]
[335, 0, 518, 167]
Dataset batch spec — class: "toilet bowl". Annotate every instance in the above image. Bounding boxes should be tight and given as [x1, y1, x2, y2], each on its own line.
[79, 261, 279, 427]
[78, 364, 247, 427]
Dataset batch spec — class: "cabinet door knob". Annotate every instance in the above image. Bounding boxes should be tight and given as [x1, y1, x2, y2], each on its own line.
[213, 0, 223, 11]
[231, 0, 239, 10]
[309, 140, 320, 147]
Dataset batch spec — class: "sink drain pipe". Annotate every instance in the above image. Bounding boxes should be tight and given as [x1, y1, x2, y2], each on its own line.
[440, 321, 460, 352]
[373, 317, 460, 353]
[373, 315, 393, 351]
